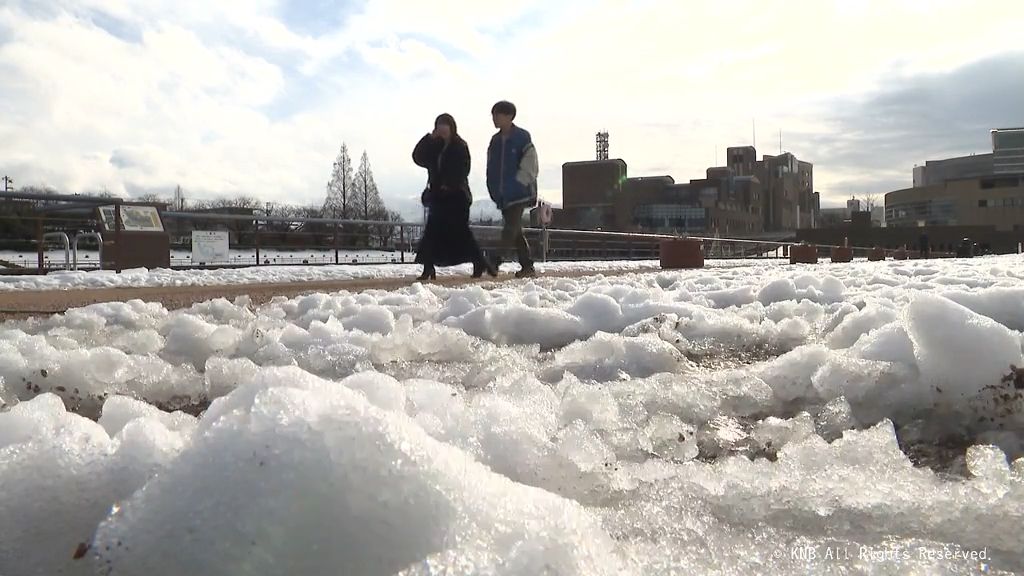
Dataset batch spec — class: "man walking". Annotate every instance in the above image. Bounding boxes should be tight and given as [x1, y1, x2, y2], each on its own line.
[486, 100, 538, 278]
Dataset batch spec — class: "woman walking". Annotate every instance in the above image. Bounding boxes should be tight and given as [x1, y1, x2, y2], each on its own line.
[413, 113, 496, 280]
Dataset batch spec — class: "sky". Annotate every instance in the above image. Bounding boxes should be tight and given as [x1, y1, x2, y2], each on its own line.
[1, 0, 1022, 221]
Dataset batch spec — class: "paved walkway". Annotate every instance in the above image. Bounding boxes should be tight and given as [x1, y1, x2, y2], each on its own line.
[0, 266, 661, 320]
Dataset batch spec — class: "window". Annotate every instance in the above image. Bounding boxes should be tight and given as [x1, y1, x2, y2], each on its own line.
[979, 199, 988, 207]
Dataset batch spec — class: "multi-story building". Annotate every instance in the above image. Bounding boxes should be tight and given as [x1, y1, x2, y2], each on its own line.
[912, 154, 994, 187]
[559, 159, 627, 229]
[886, 128, 1024, 231]
[727, 147, 815, 231]
[885, 175, 1024, 230]
[558, 145, 814, 234]
[993, 127, 1024, 175]
[622, 170, 762, 235]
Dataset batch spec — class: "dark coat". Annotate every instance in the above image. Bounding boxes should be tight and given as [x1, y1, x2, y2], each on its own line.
[413, 134, 472, 205]
[412, 133, 485, 267]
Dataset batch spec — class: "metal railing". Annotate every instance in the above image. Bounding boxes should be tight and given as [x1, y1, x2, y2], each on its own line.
[42, 232, 70, 270]
[72, 232, 103, 270]
[1, 190, 978, 275]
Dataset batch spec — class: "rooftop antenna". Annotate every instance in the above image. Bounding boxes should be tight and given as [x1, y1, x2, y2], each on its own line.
[753, 119, 756, 149]
[596, 131, 609, 161]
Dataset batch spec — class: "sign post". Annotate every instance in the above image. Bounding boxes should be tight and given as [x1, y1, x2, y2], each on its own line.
[191, 230, 229, 266]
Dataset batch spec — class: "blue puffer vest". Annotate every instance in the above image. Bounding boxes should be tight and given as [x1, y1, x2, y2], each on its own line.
[486, 126, 537, 210]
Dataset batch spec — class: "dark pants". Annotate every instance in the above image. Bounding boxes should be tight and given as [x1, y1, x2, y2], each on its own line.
[502, 206, 533, 268]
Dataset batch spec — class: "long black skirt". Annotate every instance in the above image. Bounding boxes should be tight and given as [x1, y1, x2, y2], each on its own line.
[415, 195, 484, 267]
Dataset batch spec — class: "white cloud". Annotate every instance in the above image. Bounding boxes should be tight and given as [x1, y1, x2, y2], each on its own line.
[1, 0, 1022, 219]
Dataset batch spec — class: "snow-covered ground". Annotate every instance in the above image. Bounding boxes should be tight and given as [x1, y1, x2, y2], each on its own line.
[0, 258, 663, 291]
[2, 256, 1024, 575]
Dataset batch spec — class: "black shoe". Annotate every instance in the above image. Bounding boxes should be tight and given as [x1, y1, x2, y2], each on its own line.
[514, 266, 536, 279]
[417, 265, 436, 281]
[472, 256, 498, 278]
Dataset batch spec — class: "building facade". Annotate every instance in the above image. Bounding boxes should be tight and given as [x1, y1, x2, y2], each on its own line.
[993, 128, 1024, 175]
[885, 174, 1024, 231]
[727, 147, 815, 231]
[913, 154, 994, 187]
[558, 145, 814, 234]
[887, 128, 1024, 231]
[559, 159, 627, 229]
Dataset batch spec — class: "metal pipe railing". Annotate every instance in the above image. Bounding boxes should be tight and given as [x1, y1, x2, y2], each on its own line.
[72, 232, 103, 270]
[41, 232, 71, 270]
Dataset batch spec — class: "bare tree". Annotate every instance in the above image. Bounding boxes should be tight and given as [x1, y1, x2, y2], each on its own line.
[135, 192, 168, 205]
[862, 193, 879, 212]
[351, 151, 384, 246]
[324, 144, 354, 220]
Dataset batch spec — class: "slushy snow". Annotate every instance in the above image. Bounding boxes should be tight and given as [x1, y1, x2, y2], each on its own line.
[2, 255, 1024, 575]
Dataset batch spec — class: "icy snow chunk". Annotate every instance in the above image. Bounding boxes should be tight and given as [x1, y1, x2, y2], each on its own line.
[757, 278, 798, 304]
[698, 415, 749, 457]
[557, 420, 616, 472]
[446, 305, 586, 349]
[93, 367, 625, 575]
[204, 356, 261, 399]
[567, 292, 624, 334]
[344, 304, 396, 334]
[99, 395, 198, 437]
[559, 378, 621, 430]
[340, 371, 406, 412]
[944, 286, 1024, 331]
[644, 413, 698, 462]
[966, 445, 1011, 481]
[810, 354, 909, 404]
[814, 396, 859, 442]
[162, 314, 240, 369]
[0, 394, 174, 576]
[821, 302, 859, 334]
[849, 322, 916, 364]
[779, 419, 908, 473]
[750, 412, 816, 454]
[820, 275, 846, 301]
[110, 328, 165, 354]
[768, 316, 811, 351]
[543, 333, 690, 383]
[754, 345, 829, 402]
[704, 285, 756, 308]
[905, 293, 1024, 400]
[825, 304, 898, 349]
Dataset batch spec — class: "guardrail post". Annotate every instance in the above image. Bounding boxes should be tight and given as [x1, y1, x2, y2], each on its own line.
[334, 220, 340, 265]
[255, 222, 261, 266]
[114, 202, 122, 273]
[400, 226, 406, 263]
[36, 217, 44, 272]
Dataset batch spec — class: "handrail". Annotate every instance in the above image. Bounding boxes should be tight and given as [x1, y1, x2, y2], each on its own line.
[72, 232, 103, 270]
[42, 232, 71, 270]
[1, 191, 125, 204]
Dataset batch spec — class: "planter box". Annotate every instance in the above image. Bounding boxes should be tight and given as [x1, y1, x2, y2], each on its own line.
[790, 244, 818, 264]
[659, 238, 704, 269]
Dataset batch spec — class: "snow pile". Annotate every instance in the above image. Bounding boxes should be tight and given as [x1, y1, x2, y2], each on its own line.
[2, 255, 1024, 574]
[89, 367, 625, 576]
